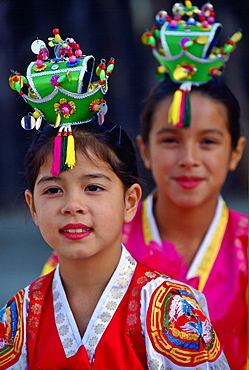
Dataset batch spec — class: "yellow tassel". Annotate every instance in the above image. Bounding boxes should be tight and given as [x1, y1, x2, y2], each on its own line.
[168, 89, 182, 125]
[65, 133, 76, 169]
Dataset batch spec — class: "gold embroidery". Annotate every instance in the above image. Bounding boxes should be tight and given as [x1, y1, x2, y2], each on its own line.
[142, 196, 154, 245]
[30, 303, 41, 315]
[195, 200, 228, 292]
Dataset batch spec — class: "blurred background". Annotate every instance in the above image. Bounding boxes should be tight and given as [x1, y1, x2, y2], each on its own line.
[0, 0, 248, 307]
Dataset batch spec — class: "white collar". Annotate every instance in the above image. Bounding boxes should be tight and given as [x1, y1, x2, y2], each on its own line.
[52, 245, 137, 361]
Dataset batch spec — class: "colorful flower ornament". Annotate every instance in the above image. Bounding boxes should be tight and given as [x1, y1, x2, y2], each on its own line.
[141, 1, 242, 127]
[9, 28, 115, 176]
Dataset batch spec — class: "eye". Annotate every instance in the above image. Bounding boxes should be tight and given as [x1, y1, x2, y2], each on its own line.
[85, 184, 103, 192]
[201, 138, 217, 145]
[44, 187, 62, 195]
[159, 136, 179, 146]
[163, 137, 178, 143]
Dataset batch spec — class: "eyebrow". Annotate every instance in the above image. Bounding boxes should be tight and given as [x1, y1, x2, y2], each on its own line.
[156, 127, 224, 137]
[37, 173, 112, 186]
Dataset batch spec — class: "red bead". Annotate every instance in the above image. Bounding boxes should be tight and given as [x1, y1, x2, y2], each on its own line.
[37, 54, 43, 60]
[53, 28, 60, 35]
[221, 50, 226, 55]
[13, 76, 19, 82]
[19, 91, 24, 95]
[67, 50, 73, 56]
[74, 43, 81, 50]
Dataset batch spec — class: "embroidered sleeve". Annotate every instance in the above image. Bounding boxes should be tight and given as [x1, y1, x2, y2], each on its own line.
[142, 278, 230, 369]
[0, 289, 27, 369]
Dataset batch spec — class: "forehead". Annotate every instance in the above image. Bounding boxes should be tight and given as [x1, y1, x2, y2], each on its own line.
[152, 93, 229, 132]
[37, 150, 112, 178]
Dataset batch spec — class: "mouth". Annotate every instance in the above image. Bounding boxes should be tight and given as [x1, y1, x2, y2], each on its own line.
[175, 176, 203, 189]
[60, 228, 92, 234]
[60, 224, 93, 240]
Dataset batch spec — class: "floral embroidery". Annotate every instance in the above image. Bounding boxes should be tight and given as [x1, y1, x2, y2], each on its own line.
[128, 300, 138, 311]
[94, 324, 105, 334]
[27, 317, 39, 328]
[55, 312, 65, 324]
[111, 289, 123, 299]
[127, 313, 137, 325]
[30, 303, 41, 315]
[105, 301, 117, 310]
[54, 302, 62, 312]
[32, 291, 43, 301]
[54, 98, 76, 119]
[58, 325, 69, 336]
[100, 312, 111, 322]
[63, 337, 73, 349]
[117, 277, 129, 288]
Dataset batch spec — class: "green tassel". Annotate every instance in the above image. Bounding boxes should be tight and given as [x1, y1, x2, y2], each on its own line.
[183, 92, 191, 127]
[61, 134, 69, 172]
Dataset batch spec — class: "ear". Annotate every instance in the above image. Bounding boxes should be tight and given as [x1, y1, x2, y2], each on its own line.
[25, 190, 39, 227]
[124, 183, 142, 223]
[228, 136, 246, 171]
[136, 135, 152, 170]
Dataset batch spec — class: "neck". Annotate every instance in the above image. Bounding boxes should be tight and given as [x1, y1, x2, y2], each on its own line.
[56, 245, 122, 337]
[58, 245, 122, 294]
[154, 192, 219, 264]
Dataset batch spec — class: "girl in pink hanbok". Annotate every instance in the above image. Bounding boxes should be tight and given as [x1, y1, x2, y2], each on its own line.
[122, 77, 248, 370]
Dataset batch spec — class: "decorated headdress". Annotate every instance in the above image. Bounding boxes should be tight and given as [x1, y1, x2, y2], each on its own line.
[9, 28, 115, 176]
[142, 1, 242, 127]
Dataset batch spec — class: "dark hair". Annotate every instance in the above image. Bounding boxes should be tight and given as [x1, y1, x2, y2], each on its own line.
[141, 76, 241, 148]
[24, 117, 139, 193]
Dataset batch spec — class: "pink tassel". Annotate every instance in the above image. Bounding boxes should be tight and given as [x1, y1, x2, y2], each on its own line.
[50, 133, 62, 176]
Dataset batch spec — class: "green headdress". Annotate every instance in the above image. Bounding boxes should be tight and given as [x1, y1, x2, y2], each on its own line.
[9, 28, 115, 176]
[142, 1, 242, 127]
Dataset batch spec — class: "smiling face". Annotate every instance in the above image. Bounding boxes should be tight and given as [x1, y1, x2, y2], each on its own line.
[138, 93, 245, 210]
[25, 151, 141, 262]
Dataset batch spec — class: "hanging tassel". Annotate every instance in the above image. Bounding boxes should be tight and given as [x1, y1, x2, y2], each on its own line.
[50, 128, 63, 176]
[168, 82, 192, 127]
[178, 91, 186, 127]
[61, 133, 69, 172]
[168, 89, 182, 126]
[183, 90, 191, 127]
[65, 125, 76, 169]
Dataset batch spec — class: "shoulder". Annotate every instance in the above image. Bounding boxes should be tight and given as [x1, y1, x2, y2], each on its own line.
[228, 208, 248, 230]
[142, 277, 226, 367]
[0, 271, 54, 369]
[0, 288, 27, 369]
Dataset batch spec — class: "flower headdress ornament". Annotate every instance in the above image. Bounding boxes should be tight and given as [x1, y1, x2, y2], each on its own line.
[142, 1, 242, 127]
[9, 28, 115, 176]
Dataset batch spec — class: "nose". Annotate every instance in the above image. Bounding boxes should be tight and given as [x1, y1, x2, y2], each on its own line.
[61, 191, 87, 215]
[178, 142, 200, 169]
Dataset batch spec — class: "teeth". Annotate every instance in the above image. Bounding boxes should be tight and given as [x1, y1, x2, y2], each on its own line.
[62, 228, 90, 233]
